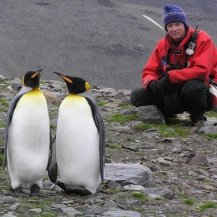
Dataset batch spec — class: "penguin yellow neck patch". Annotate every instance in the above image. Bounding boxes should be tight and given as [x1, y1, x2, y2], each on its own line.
[67, 94, 84, 100]
[62, 94, 86, 108]
[26, 88, 41, 96]
[15, 88, 46, 109]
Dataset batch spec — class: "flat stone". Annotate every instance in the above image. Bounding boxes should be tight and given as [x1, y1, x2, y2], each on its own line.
[104, 163, 151, 186]
[135, 105, 165, 124]
[103, 210, 141, 217]
[187, 152, 208, 166]
[143, 187, 175, 200]
[123, 184, 145, 191]
[61, 207, 82, 216]
[29, 208, 42, 213]
[2, 212, 16, 217]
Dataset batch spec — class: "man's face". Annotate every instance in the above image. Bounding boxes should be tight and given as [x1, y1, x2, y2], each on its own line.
[166, 22, 186, 41]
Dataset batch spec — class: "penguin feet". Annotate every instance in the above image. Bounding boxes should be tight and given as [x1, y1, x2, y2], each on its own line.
[56, 181, 91, 196]
[56, 181, 72, 194]
[10, 186, 25, 197]
[30, 184, 41, 196]
[68, 188, 91, 196]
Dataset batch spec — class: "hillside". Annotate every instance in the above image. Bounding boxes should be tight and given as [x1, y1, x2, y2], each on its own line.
[0, 0, 216, 89]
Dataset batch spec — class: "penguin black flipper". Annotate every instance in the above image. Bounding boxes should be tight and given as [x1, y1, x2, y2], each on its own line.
[47, 135, 58, 183]
[83, 93, 106, 181]
[3, 87, 31, 168]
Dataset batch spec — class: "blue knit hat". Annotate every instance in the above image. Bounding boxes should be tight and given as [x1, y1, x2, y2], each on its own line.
[163, 4, 188, 30]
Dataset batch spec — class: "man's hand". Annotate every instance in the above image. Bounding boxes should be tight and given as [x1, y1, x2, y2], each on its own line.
[148, 80, 158, 95]
[148, 75, 169, 97]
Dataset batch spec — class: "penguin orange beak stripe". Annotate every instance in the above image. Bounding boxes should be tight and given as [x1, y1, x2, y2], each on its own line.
[31, 71, 39, 79]
[31, 69, 42, 79]
[62, 76, 73, 84]
[53, 72, 73, 84]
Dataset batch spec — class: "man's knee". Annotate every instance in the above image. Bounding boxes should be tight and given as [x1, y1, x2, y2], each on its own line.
[130, 88, 142, 106]
[130, 87, 152, 107]
[181, 80, 207, 97]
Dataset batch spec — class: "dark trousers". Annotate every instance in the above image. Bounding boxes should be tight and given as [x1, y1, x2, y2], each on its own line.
[130, 80, 213, 121]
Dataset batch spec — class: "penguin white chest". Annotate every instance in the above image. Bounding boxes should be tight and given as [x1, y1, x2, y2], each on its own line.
[7, 90, 50, 181]
[56, 95, 100, 193]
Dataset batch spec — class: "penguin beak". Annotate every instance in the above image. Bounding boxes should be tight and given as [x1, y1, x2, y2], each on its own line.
[37, 69, 43, 73]
[53, 71, 73, 84]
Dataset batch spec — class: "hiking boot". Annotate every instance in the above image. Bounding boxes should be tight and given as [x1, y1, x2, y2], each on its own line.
[190, 115, 207, 134]
[158, 109, 177, 123]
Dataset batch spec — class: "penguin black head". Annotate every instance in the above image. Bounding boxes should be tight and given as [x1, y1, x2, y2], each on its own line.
[53, 72, 91, 94]
[23, 69, 42, 88]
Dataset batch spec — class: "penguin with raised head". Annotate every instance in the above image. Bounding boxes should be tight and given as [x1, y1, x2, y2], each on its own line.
[4, 69, 50, 196]
[48, 72, 105, 195]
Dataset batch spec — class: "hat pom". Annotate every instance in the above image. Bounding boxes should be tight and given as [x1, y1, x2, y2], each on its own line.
[164, 5, 173, 13]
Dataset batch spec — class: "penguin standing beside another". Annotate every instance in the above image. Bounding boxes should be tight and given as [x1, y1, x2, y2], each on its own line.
[48, 72, 105, 195]
[4, 70, 50, 196]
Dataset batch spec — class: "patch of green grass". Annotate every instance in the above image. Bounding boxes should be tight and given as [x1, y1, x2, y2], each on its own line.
[198, 201, 217, 212]
[98, 101, 107, 107]
[119, 102, 133, 109]
[206, 111, 217, 118]
[0, 121, 5, 128]
[35, 213, 57, 217]
[131, 192, 148, 202]
[108, 113, 138, 124]
[50, 124, 56, 130]
[159, 125, 189, 137]
[0, 153, 4, 165]
[100, 182, 120, 195]
[133, 123, 152, 131]
[133, 123, 189, 138]
[0, 96, 9, 107]
[108, 143, 121, 149]
[183, 197, 197, 205]
[203, 133, 217, 140]
[21, 197, 53, 209]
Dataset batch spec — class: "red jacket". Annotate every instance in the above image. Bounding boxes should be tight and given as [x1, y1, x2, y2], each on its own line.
[142, 27, 217, 89]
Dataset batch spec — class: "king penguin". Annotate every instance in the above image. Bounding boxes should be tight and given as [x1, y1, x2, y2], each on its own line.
[48, 72, 105, 195]
[4, 69, 50, 196]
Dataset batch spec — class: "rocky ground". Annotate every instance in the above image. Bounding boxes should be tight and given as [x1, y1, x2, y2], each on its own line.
[0, 0, 216, 90]
[1, 74, 217, 217]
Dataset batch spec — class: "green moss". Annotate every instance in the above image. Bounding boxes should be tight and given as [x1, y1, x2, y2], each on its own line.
[131, 192, 148, 202]
[133, 123, 189, 138]
[203, 133, 217, 140]
[198, 201, 217, 211]
[108, 113, 138, 124]
[159, 125, 189, 137]
[183, 197, 197, 205]
[206, 111, 217, 118]
[108, 143, 121, 149]
[98, 101, 107, 106]
[0, 153, 4, 165]
[21, 197, 53, 209]
[50, 124, 56, 130]
[35, 213, 57, 217]
[133, 123, 152, 131]
[119, 102, 133, 109]
[100, 182, 120, 195]
[0, 121, 5, 128]
[0, 96, 9, 107]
